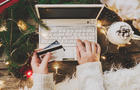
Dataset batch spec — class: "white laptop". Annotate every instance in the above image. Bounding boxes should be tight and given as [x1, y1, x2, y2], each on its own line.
[35, 4, 104, 61]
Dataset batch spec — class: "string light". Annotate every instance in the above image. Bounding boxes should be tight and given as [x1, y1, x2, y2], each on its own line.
[100, 28, 106, 35]
[97, 20, 107, 35]
[0, 25, 7, 32]
[97, 20, 102, 28]
[101, 56, 106, 60]
[5, 61, 9, 65]
[0, 80, 4, 85]
[128, 42, 132, 45]
[0, 80, 5, 89]
[26, 70, 32, 78]
[54, 66, 59, 74]
[54, 66, 59, 70]
[53, 63, 59, 74]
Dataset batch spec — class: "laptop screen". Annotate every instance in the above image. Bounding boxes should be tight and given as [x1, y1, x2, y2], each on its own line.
[38, 7, 102, 19]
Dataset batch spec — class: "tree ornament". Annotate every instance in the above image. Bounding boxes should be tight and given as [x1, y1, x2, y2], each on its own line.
[17, 20, 28, 31]
[0, 0, 19, 14]
[107, 21, 140, 46]
[26, 70, 32, 78]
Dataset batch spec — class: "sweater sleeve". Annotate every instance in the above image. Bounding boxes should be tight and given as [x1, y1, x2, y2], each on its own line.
[76, 61, 105, 90]
[31, 73, 55, 90]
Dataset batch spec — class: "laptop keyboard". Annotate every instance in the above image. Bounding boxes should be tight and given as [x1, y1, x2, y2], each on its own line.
[40, 25, 97, 46]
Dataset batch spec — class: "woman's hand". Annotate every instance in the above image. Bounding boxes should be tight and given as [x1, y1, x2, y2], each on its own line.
[76, 39, 101, 65]
[31, 50, 52, 74]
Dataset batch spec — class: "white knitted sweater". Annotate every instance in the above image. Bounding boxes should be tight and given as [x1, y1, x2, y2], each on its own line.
[31, 62, 140, 90]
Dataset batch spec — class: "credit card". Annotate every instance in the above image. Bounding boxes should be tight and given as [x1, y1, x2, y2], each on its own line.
[37, 40, 65, 61]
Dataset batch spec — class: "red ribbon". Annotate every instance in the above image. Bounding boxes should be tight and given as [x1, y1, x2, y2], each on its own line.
[0, 0, 19, 14]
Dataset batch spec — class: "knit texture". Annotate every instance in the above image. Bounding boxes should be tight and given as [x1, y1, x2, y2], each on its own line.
[31, 73, 55, 90]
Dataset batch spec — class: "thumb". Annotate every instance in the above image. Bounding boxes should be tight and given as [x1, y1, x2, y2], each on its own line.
[97, 44, 101, 55]
[31, 52, 40, 68]
[40, 52, 51, 69]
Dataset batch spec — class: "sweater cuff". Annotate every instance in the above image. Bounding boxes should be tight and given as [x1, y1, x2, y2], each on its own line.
[76, 62, 102, 77]
[32, 73, 54, 88]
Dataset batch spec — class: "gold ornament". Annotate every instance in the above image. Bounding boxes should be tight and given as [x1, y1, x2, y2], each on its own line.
[0, 25, 7, 32]
[17, 20, 28, 31]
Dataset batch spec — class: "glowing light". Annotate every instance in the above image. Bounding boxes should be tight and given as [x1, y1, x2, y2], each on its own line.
[0, 80, 4, 85]
[5, 61, 9, 65]
[97, 20, 102, 28]
[97, 20, 107, 35]
[117, 44, 126, 49]
[100, 28, 106, 35]
[54, 66, 59, 70]
[53, 63, 59, 74]
[26, 70, 32, 78]
[0, 25, 7, 32]
[0, 80, 5, 89]
[128, 42, 131, 45]
[101, 56, 106, 60]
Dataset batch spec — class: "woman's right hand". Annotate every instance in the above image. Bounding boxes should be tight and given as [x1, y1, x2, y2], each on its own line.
[76, 39, 101, 65]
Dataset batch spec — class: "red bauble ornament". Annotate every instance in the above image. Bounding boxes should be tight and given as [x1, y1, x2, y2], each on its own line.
[26, 70, 32, 78]
[0, 0, 19, 14]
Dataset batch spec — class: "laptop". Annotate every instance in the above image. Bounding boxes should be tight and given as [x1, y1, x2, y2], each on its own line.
[35, 4, 104, 61]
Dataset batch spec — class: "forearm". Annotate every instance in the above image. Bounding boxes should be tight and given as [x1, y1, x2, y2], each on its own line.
[76, 61, 104, 90]
[31, 73, 55, 90]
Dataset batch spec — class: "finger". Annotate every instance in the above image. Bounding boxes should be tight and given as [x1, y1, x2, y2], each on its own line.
[91, 42, 97, 54]
[34, 48, 43, 52]
[76, 39, 86, 53]
[40, 52, 51, 69]
[97, 44, 101, 55]
[84, 40, 92, 53]
[31, 52, 40, 68]
[76, 46, 81, 61]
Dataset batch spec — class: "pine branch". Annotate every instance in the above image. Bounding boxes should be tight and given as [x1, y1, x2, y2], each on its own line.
[27, 0, 49, 30]
[38, 0, 47, 4]
[12, 26, 36, 48]
[10, 8, 13, 53]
